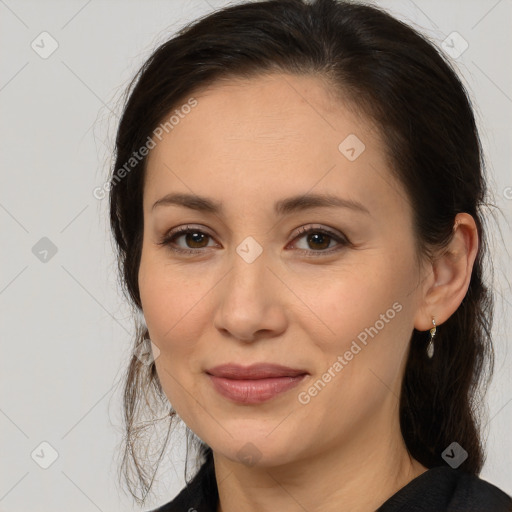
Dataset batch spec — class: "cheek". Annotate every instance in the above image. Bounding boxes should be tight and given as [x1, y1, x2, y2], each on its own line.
[299, 255, 417, 402]
[139, 258, 209, 420]
[300, 263, 403, 346]
[138, 251, 209, 360]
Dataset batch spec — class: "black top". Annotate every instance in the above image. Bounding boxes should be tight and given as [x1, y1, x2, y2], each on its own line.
[149, 452, 512, 512]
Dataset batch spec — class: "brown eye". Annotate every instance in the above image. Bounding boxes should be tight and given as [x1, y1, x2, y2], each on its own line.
[180, 231, 210, 248]
[304, 232, 332, 250]
[290, 226, 349, 256]
[157, 226, 217, 254]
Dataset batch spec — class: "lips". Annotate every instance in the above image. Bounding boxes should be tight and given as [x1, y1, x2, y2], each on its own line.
[206, 363, 308, 379]
[205, 363, 309, 404]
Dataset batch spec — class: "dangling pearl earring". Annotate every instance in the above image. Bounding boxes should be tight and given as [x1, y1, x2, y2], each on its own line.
[427, 318, 436, 359]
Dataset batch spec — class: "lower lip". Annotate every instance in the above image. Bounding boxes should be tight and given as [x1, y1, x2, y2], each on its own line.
[207, 374, 307, 404]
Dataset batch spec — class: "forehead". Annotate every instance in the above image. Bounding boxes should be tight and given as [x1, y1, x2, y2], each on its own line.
[150, 72, 374, 148]
[143, 73, 398, 217]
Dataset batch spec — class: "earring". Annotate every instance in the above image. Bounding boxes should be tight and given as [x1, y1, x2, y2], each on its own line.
[427, 318, 436, 359]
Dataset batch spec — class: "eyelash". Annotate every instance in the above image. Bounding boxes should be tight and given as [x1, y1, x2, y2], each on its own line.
[157, 224, 350, 258]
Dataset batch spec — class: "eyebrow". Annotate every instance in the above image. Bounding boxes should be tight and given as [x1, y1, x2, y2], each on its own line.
[151, 192, 370, 216]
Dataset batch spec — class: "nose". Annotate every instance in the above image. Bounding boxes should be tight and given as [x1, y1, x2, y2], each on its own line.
[213, 249, 288, 343]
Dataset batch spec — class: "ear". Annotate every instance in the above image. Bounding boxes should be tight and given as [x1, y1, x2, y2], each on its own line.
[413, 212, 479, 332]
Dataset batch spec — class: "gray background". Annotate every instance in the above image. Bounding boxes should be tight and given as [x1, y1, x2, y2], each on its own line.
[1, 0, 511, 510]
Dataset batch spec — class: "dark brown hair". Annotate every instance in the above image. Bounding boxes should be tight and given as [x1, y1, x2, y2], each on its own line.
[109, 0, 495, 504]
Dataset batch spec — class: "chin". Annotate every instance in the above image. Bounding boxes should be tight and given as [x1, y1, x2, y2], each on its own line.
[208, 430, 300, 469]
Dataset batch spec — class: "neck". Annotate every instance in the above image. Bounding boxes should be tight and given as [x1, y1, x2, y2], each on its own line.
[213, 409, 427, 512]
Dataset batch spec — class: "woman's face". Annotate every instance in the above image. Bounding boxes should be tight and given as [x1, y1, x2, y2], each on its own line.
[139, 73, 427, 467]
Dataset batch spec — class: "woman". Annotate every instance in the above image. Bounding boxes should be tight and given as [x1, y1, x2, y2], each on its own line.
[109, 0, 512, 510]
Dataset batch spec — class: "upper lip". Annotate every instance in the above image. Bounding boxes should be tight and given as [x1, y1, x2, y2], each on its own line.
[206, 363, 308, 379]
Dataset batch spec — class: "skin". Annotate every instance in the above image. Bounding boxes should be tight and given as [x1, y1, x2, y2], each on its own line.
[138, 72, 479, 512]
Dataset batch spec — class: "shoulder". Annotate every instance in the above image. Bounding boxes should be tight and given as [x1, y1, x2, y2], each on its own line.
[450, 468, 512, 511]
[378, 466, 512, 512]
